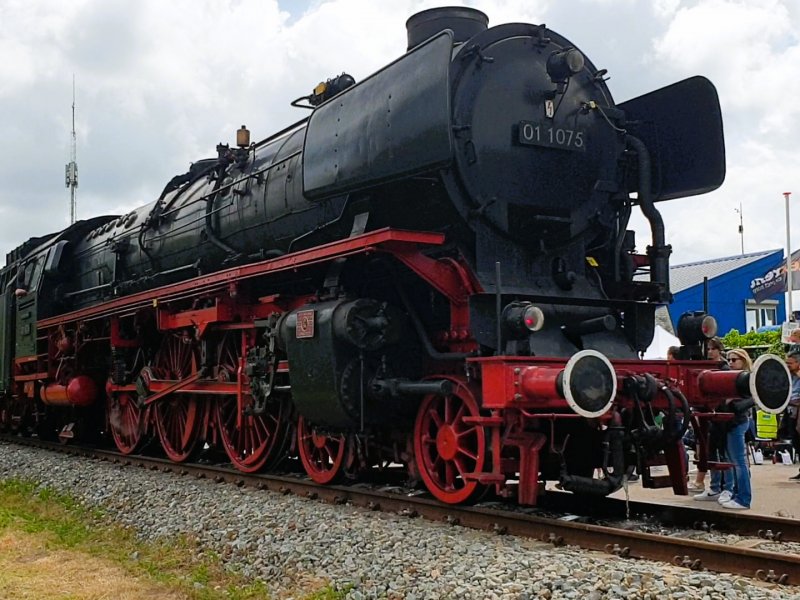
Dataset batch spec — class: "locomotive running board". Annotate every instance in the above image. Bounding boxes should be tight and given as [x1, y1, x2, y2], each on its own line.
[38, 228, 446, 328]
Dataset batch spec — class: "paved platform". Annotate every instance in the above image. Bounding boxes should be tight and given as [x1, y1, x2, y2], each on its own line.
[609, 458, 800, 517]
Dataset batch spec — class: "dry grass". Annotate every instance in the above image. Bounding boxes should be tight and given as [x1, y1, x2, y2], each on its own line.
[0, 478, 351, 600]
[0, 529, 186, 599]
[0, 479, 276, 599]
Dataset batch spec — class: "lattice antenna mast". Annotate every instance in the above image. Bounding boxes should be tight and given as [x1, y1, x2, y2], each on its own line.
[65, 76, 78, 224]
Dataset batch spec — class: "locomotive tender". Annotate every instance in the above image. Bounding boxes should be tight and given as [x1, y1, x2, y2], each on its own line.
[0, 7, 791, 504]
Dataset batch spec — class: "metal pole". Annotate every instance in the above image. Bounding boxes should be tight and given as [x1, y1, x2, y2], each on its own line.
[66, 76, 78, 225]
[737, 202, 744, 255]
[785, 192, 793, 321]
[703, 276, 710, 358]
[495, 261, 502, 355]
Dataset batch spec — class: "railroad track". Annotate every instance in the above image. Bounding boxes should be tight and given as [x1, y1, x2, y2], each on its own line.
[2, 434, 799, 586]
[540, 490, 800, 544]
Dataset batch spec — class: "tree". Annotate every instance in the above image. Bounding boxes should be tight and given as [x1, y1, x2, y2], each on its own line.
[721, 329, 784, 358]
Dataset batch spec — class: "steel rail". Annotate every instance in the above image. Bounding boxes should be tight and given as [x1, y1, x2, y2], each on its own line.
[2, 434, 798, 586]
[542, 490, 800, 544]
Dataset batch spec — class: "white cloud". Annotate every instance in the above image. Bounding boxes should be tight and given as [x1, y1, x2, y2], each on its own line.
[641, 0, 800, 265]
[653, 0, 682, 17]
[653, 0, 797, 113]
[0, 0, 798, 270]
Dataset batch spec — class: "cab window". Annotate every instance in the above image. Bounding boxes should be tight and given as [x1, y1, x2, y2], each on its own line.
[16, 256, 44, 294]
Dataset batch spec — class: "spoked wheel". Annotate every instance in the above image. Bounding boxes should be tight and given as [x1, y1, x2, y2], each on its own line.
[413, 377, 487, 504]
[107, 391, 146, 454]
[213, 331, 287, 473]
[217, 397, 288, 472]
[297, 415, 346, 484]
[152, 334, 204, 462]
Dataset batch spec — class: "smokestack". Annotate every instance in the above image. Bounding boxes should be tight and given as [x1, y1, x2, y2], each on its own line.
[406, 7, 488, 51]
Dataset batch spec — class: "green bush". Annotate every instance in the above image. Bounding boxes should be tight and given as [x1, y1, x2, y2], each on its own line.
[721, 329, 784, 357]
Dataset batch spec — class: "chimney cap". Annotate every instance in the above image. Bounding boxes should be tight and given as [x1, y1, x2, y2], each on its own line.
[406, 6, 489, 51]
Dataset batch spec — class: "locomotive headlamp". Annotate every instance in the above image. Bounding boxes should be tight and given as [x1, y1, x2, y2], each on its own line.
[522, 305, 544, 331]
[561, 350, 617, 418]
[698, 353, 791, 414]
[749, 354, 791, 414]
[676, 311, 718, 345]
[546, 48, 585, 83]
[503, 302, 545, 336]
[236, 125, 250, 148]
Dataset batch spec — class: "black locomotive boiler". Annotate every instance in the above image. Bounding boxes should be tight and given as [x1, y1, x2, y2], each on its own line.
[0, 7, 790, 505]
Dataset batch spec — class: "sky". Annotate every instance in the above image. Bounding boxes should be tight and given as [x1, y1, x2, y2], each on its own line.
[1, 0, 799, 269]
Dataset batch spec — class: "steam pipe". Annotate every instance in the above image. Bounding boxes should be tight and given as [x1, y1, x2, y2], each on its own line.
[287, 194, 351, 253]
[559, 410, 625, 495]
[137, 222, 158, 272]
[205, 193, 239, 256]
[562, 314, 616, 337]
[660, 384, 677, 440]
[495, 261, 502, 355]
[394, 280, 470, 361]
[668, 387, 692, 443]
[63, 282, 112, 298]
[370, 378, 454, 398]
[627, 135, 671, 300]
[138, 161, 220, 272]
[199, 161, 239, 258]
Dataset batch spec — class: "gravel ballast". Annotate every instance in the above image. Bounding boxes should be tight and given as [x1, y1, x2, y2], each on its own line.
[1, 441, 798, 599]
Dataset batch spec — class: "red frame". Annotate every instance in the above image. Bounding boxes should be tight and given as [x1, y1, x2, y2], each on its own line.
[25, 226, 742, 506]
[47, 228, 474, 431]
[38, 229, 447, 328]
[474, 356, 745, 411]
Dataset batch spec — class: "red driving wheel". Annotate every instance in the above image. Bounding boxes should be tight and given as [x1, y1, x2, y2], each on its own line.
[297, 415, 346, 484]
[216, 396, 286, 472]
[214, 329, 286, 472]
[413, 377, 487, 504]
[152, 334, 204, 462]
[107, 391, 146, 454]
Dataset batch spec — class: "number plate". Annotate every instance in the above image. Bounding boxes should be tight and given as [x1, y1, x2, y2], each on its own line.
[295, 310, 315, 339]
[518, 121, 585, 152]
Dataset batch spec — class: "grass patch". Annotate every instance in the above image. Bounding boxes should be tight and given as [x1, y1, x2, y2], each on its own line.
[0, 479, 91, 547]
[0, 477, 338, 599]
[304, 584, 353, 600]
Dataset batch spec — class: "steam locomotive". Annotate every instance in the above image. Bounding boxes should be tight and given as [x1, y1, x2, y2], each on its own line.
[0, 7, 791, 505]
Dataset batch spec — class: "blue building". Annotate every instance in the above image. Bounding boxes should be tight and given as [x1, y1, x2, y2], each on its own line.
[665, 249, 785, 335]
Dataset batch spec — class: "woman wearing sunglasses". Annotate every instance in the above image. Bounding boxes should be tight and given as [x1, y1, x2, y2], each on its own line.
[691, 338, 732, 496]
[720, 348, 755, 509]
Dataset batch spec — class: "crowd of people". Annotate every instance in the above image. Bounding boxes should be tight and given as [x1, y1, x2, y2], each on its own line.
[680, 338, 800, 511]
